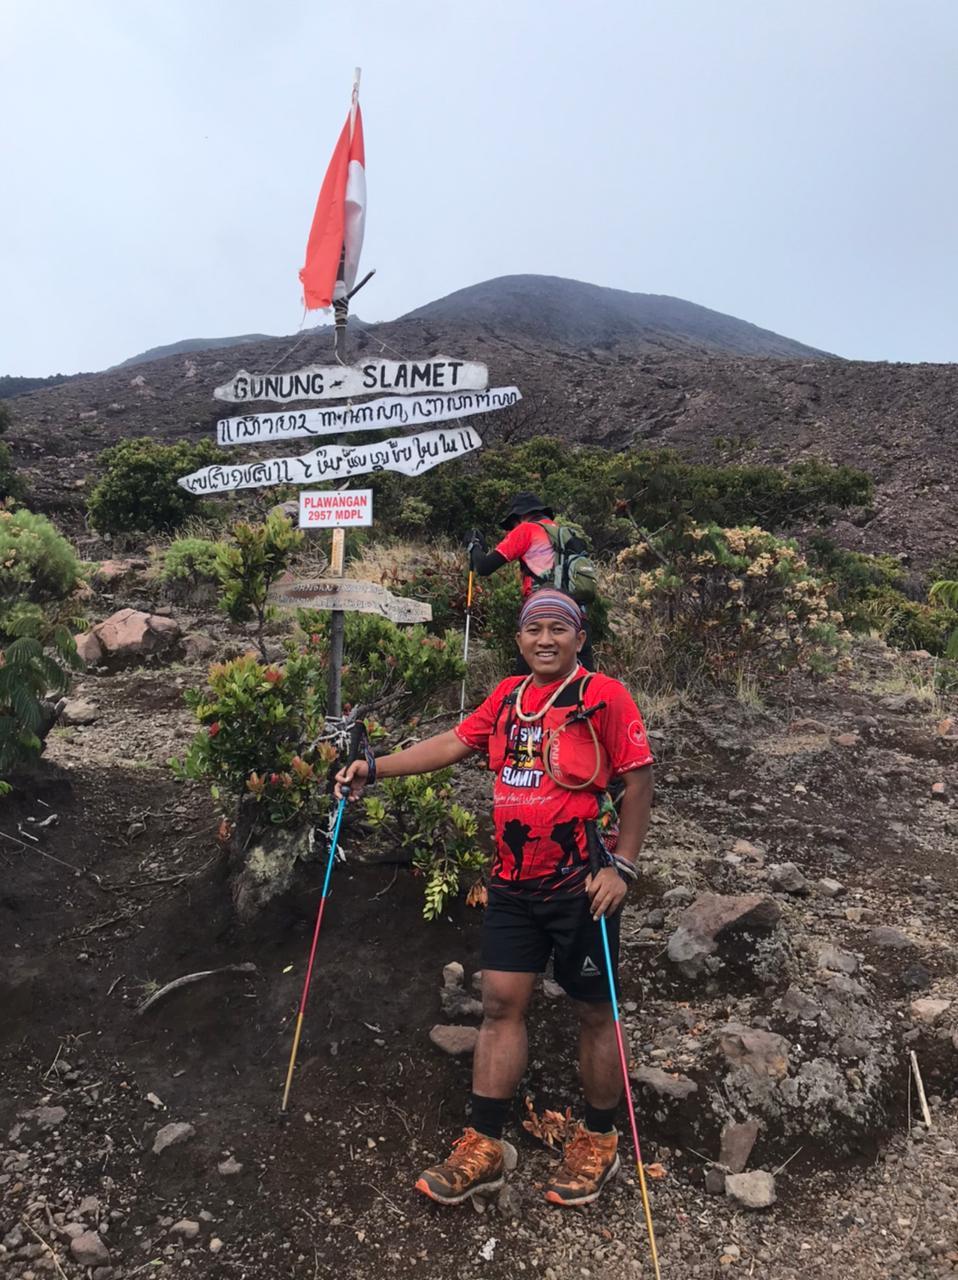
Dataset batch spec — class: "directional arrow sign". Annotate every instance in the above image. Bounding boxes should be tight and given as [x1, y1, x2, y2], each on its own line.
[216, 386, 521, 446]
[178, 426, 482, 494]
[213, 357, 488, 405]
[268, 576, 433, 625]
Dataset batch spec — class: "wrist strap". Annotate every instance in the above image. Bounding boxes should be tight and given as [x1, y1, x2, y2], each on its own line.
[611, 854, 638, 884]
[363, 738, 377, 785]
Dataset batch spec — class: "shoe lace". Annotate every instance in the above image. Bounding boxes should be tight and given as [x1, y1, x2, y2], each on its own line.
[449, 1128, 494, 1177]
[563, 1126, 606, 1177]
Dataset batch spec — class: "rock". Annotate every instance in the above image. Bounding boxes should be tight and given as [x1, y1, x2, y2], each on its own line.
[542, 977, 565, 999]
[209, 1238, 224, 1253]
[94, 558, 147, 585]
[183, 632, 218, 662]
[20, 1105, 67, 1132]
[726, 1170, 777, 1210]
[705, 1166, 727, 1195]
[719, 1119, 760, 1173]
[70, 1231, 110, 1266]
[429, 1025, 479, 1057]
[217, 1156, 243, 1176]
[818, 878, 845, 898]
[768, 863, 808, 894]
[630, 1066, 698, 1100]
[77, 1195, 100, 1217]
[662, 886, 695, 907]
[152, 1121, 196, 1155]
[74, 631, 104, 664]
[90, 609, 181, 665]
[442, 961, 465, 989]
[910, 998, 951, 1025]
[644, 909, 666, 929]
[60, 698, 98, 726]
[496, 1183, 522, 1218]
[64, 1222, 87, 1238]
[719, 1025, 790, 1079]
[731, 839, 764, 860]
[171, 1219, 200, 1239]
[788, 718, 828, 735]
[777, 986, 822, 1022]
[833, 733, 860, 748]
[269, 500, 300, 522]
[727, 1172, 773, 1208]
[818, 945, 859, 975]
[931, 781, 947, 799]
[440, 986, 484, 1018]
[868, 926, 916, 950]
[667, 893, 781, 979]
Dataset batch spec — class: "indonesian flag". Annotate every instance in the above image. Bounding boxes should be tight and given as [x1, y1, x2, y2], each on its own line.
[299, 82, 366, 311]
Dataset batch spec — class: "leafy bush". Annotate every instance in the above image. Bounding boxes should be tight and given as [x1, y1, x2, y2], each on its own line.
[364, 770, 485, 918]
[87, 438, 223, 535]
[297, 610, 465, 710]
[159, 536, 222, 599]
[928, 578, 958, 658]
[613, 522, 848, 686]
[366, 438, 872, 551]
[216, 514, 303, 656]
[0, 510, 83, 772]
[173, 651, 336, 828]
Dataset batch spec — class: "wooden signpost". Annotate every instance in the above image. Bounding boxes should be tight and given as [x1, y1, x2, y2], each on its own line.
[215, 386, 522, 447]
[177, 425, 483, 495]
[213, 356, 488, 405]
[269, 574, 432, 625]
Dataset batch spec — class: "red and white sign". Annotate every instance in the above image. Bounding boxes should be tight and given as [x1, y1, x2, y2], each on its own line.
[299, 489, 373, 528]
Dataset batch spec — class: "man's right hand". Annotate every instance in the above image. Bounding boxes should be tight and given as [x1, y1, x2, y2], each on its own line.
[334, 759, 369, 802]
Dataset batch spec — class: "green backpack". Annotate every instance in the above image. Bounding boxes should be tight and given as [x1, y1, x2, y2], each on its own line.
[535, 520, 598, 605]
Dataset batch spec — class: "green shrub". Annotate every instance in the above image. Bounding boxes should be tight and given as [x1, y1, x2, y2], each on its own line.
[613, 522, 848, 686]
[172, 651, 336, 827]
[160, 536, 222, 599]
[296, 610, 465, 710]
[928, 579, 958, 658]
[364, 770, 485, 919]
[87, 438, 223, 535]
[0, 510, 83, 773]
[216, 514, 304, 657]
[366, 439, 872, 551]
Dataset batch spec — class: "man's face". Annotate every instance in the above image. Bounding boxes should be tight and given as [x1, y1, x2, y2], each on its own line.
[516, 616, 584, 680]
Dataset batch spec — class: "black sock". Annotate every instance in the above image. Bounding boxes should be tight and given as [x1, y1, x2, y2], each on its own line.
[584, 1101, 618, 1134]
[469, 1093, 511, 1141]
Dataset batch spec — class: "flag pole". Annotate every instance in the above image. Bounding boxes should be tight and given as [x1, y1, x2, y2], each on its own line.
[327, 69, 361, 716]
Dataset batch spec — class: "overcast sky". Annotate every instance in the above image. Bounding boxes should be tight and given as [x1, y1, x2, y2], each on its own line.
[2, 0, 957, 374]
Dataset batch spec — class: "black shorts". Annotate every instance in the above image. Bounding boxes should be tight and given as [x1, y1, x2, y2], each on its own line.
[480, 886, 619, 1003]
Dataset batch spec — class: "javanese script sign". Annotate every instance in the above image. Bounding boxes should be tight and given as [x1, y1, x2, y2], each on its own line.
[177, 426, 482, 495]
[299, 489, 373, 528]
[268, 576, 432, 625]
[213, 357, 488, 405]
[216, 386, 521, 447]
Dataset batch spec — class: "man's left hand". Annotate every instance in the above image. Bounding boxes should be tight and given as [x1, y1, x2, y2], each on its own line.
[585, 867, 628, 921]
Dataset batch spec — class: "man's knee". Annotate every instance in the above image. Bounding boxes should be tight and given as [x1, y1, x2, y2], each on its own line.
[481, 972, 534, 1022]
[574, 999, 613, 1031]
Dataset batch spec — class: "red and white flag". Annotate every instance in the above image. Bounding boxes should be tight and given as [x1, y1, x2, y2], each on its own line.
[299, 77, 366, 311]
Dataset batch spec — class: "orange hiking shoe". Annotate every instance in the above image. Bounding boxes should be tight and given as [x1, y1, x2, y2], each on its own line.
[415, 1127, 516, 1205]
[544, 1124, 620, 1207]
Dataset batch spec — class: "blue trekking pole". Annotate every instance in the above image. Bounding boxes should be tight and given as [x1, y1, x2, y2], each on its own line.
[587, 826, 662, 1280]
[281, 721, 363, 1112]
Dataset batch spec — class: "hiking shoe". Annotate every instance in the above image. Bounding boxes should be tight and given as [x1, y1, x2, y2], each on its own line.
[544, 1125, 620, 1207]
[415, 1127, 515, 1205]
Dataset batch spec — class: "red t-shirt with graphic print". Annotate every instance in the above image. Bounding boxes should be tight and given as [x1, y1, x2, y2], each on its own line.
[455, 667, 654, 897]
[495, 518, 556, 598]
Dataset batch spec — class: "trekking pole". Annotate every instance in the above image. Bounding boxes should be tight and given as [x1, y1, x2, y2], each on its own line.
[587, 826, 662, 1280]
[458, 568, 475, 723]
[280, 721, 364, 1113]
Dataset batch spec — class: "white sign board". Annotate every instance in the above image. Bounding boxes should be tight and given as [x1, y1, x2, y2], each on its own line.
[268, 576, 432, 625]
[178, 426, 482, 495]
[299, 489, 373, 528]
[216, 386, 522, 447]
[213, 357, 488, 405]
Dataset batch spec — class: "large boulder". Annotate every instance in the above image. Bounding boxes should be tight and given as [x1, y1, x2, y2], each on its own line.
[667, 893, 782, 978]
[79, 609, 180, 667]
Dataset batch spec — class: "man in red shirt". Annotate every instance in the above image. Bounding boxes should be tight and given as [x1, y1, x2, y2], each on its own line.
[468, 492, 596, 671]
[336, 589, 653, 1208]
